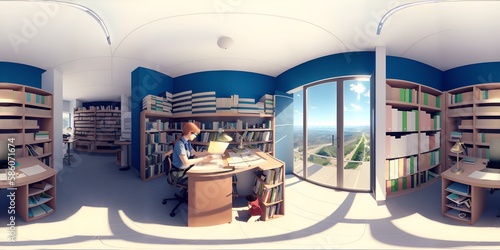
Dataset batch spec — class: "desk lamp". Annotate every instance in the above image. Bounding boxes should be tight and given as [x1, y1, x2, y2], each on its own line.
[450, 139, 465, 174]
[216, 128, 233, 142]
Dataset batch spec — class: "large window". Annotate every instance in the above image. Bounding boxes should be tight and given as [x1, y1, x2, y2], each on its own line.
[292, 77, 371, 191]
[63, 112, 71, 131]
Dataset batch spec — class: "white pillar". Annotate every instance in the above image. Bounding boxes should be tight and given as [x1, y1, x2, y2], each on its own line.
[375, 46, 387, 201]
[42, 69, 63, 172]
[120, 94, 130, 167]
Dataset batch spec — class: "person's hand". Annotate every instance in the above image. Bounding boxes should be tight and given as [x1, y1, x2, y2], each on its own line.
[202, 155, 213, 163]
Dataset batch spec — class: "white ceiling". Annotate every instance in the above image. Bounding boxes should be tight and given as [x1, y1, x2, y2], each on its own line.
[2, 0, 500, 102]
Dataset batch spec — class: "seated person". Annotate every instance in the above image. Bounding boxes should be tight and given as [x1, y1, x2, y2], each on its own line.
[246, 194, 262, 222]
[170, 122, 213, 183]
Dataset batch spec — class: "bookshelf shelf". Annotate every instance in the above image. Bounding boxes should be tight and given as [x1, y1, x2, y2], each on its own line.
[73, 108, 121, 153]
[385, 79, 443, 197]
[445, 83, 500, 166]
[0, 83, 53, 166]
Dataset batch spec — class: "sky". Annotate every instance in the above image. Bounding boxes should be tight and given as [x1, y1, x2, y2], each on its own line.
[293, 79, 370, 127]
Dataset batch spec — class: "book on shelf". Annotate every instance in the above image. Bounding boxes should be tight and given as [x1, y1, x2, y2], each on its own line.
[450, 131, 462, 140]
[31, 181, 53, 190]
[28, 206, 47, 217]
[446, 182, 470, 196]
[35, 131, 49, 140]
[446, 193, 469, 204]
[39, 203, 54, 213]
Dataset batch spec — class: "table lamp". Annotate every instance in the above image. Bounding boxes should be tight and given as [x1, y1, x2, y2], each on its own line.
[450, 139, 465, 174]
[216, 128, 233, 142]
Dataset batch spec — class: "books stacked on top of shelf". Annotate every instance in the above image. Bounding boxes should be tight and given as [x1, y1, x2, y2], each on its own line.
[142, 94, 172, 113]
[238, 97, 264, 114]
[216, 97, 233, 113]
[260, 94, 274, 114]
[172, 90, 192, 114]
[35, 131, 49, 140]
[192, 91, 216, 114]
[215, 94, 241, 113]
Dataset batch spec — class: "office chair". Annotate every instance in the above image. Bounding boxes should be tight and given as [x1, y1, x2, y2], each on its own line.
[161, 150, 190, 217]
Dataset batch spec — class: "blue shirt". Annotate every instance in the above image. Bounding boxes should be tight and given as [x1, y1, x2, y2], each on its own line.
[171, 137, 193, 169]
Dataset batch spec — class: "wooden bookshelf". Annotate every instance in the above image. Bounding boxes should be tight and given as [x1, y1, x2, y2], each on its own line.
[140, 110, 275, 181]
[445, 83, 500, 168]
[0, 83, 53, 166]
[251, 156, 285, 221]
[73, 108, 121, 153]
[385, 79, 444, 197]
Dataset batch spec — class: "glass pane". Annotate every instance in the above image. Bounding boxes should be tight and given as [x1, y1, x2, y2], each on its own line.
[306, 81, 337, 187]
[342, 79, 371, 191]
[293, 89, 304, 176]
[62, 112, 70, 132]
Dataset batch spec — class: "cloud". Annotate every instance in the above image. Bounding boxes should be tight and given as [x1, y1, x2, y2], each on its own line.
[350, 82, 366, 100]
[345, 103, 363, 112]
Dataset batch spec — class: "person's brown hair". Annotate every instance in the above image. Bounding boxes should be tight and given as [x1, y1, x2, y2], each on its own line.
[173, 122, 200, 145]
[182, 122, 200, 135]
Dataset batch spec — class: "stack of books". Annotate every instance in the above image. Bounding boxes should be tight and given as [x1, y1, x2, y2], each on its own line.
[142, 94, 172, 113]
[238, 97, 264, 114]
[35, 131, 49, 140]
[172, 90, 192, 114]
[260, 94, 274, 114]
[450, 131, 462, 140]
[192, 91, 216, 114]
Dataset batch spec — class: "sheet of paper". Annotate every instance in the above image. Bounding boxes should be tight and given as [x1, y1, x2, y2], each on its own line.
[190, 156, 230, 172]
[19, 164, 46, 176]
[469, 171, 500, 181]
[227, 152, 267, 167]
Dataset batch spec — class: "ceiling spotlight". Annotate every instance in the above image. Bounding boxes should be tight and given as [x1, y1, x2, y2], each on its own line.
[217, 36, 234, 49]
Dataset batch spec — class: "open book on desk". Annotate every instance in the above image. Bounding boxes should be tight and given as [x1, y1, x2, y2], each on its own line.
[190, 154, 231, 173]
[227, 151, 267, 168]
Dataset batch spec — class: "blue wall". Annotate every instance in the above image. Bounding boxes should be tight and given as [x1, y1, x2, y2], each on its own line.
[443, 62, 500, 90]
[387, 57, 443, 91]
[0, 62, 45, 88]
[130, 67, 173, 173]
[275, 52, 375, 93]
[174, 70, 275, 100]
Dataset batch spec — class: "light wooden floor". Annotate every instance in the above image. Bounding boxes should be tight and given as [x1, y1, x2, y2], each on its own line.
[1, 152, 500, 249]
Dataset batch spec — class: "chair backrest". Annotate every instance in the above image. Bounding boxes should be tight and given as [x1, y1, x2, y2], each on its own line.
[489, 138, 500, 165]
[164, 150, 176, 185]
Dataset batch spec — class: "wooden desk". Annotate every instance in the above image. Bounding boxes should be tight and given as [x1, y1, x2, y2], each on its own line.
[441, 158, 500, 224]
[0, 156, 57, 222]
[186, 149, 285, 227]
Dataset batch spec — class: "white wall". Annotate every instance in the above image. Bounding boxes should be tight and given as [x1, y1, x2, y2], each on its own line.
[42, 69, 63, 172]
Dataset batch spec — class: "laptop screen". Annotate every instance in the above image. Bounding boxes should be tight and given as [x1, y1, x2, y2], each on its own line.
[207, 141, 229, 155]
